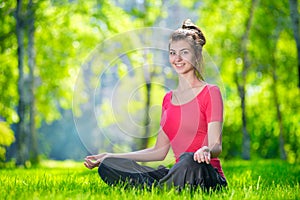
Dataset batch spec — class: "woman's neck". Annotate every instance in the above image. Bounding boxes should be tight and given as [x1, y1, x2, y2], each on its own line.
[177, 74, 204, 91]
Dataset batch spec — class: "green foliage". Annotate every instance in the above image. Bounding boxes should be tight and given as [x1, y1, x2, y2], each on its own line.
[0, 0, 299, 163]
[195, 0, 300, 162]
[125, 0, 166, 26]
[0, 159, 298, 199]
[0, 122, 15, 161]
[0, 0, 18, 124]
[34, 0, 104, 124]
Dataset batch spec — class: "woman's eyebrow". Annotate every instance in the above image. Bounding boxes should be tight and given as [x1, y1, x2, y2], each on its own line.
[169, 48, 190, 51]
[180, 48, 190, 51]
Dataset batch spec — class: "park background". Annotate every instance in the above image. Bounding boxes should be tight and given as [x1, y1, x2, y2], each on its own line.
[0, 0, 299, 168]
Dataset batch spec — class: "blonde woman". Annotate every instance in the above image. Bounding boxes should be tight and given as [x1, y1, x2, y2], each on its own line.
[84, 19, 227, 191]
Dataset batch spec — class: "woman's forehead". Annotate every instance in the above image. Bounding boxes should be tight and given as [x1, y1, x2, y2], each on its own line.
[169, 40, 192, 50]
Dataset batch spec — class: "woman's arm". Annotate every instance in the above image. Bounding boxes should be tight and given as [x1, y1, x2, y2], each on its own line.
[207, 121, 222, 157]
[193, 121, 222, 164]
[84, 129, 170, 169]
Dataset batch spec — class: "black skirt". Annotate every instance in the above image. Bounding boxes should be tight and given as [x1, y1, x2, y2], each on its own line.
[98, 152, 227, 191]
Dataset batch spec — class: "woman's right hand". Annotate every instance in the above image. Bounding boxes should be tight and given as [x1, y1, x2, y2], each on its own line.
[193, 146, 211, 164]
[84, 153, 109, 169]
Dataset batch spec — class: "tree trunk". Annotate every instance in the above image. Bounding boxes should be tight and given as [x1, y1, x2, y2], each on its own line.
[271, 66, 287, 160]
[15, 0, 28, 166]
[240, 85, 250, 160]
[27, 0, 39, 164]
[289, 0, 300, 88]
[140, 50, 152, 150]
[269, 26, 287, 160]
[141, 82, 151, 150]
[236, 0, 257, 160]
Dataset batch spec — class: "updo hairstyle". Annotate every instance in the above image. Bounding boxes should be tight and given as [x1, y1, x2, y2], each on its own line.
[169, 19, 206, 80]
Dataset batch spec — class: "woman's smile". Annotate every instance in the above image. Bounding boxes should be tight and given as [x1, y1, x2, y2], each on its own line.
[169, 40, 195, 75]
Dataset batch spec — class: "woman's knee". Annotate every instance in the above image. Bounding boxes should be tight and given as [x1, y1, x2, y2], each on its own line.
[98, 158, 109, 179]
[98, 157, 120, 178]
[178, 152, 199, 168]
[98, 157, 127, 185]
[98, 157, 110, 172]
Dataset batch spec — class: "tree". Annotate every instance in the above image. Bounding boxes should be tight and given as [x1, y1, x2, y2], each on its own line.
[196, 0, 258, 159]
[235, 0, 257, 160]
[2, 0, 298, 163]
[14, 0, 38, 166]
[289, 0, 300, 88]
[27, 0, 38, 164]
[130, 0, 167, 150]
[15, 0, 28, 166]
[13, 0, 103, 165]
[250, 0, 295, 161]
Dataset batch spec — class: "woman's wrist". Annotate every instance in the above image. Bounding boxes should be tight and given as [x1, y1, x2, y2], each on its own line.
[103, 152, 112, 158]
[208, 145, 222, 158]
[200, 146, 210, 152]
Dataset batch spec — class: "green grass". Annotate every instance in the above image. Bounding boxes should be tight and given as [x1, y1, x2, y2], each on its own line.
[0, 159, 299, 200]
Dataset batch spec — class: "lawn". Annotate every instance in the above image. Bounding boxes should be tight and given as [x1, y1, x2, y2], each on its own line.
[0, 159, 299, 200]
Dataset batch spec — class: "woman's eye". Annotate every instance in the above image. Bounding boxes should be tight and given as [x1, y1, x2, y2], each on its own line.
[181, 50, 189, 55]
[169, 51, 175, 55]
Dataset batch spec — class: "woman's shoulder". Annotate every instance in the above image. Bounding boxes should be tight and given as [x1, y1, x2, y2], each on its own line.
[162, 91, 172, 106]
[198, 84, 222, 101]
[205, 83, 220, 90]
[203, 83, 222, 94]
[163, 90, 172, 99]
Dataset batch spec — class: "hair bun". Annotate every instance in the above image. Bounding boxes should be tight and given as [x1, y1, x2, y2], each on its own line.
[182, 19, 195, 28]
[182, 19, 206, 46]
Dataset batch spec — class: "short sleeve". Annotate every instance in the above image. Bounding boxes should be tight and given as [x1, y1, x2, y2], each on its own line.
[205, 86, 223, 122]
[160, 92, 171, 126]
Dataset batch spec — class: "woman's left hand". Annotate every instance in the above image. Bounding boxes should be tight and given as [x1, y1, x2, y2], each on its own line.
[84, 153, 109, 169]
[194, 146, 211, 164]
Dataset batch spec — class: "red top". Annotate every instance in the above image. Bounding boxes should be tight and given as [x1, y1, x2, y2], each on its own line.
[160, 84, 225, 178]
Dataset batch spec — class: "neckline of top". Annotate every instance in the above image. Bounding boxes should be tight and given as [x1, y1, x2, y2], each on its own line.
[170, 84, 208, 106]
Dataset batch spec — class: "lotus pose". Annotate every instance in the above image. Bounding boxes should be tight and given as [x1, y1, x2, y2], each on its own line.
[84, 19, 227, 191]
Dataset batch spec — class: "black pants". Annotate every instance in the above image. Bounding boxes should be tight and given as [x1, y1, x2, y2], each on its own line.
[98, 152, 227, 191]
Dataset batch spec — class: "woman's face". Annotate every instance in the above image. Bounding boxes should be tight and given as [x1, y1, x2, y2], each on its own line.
[169, 40, 197, 76]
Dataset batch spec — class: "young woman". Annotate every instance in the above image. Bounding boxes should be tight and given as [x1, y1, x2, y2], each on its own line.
[84, 19, 227, 191]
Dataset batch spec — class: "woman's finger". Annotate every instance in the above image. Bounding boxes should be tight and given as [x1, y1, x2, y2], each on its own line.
[204, 152, 210, 164]
[84, 162, 92, 169]
[85, 158, 95, 166]
[86, 155, 97, 160]
[193, 153, 197, 161]
[201, 153, 205, 162]
[196, 153, 201, 163]
[85, 159, 98, 169]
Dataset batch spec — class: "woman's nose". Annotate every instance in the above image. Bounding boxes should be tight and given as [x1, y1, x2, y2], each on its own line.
[174, 53, 182, 60]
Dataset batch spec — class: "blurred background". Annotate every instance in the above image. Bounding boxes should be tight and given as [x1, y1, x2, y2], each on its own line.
[0, 0, 299, 167]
